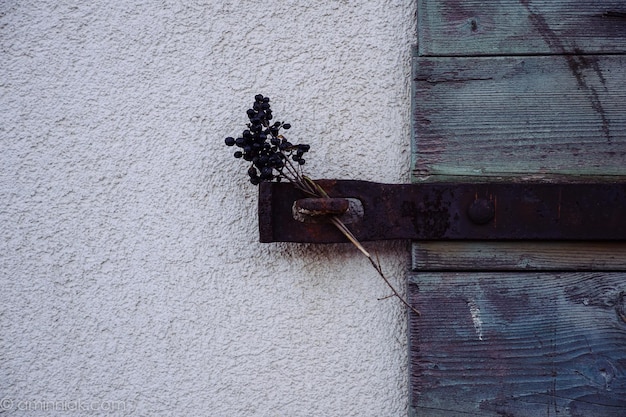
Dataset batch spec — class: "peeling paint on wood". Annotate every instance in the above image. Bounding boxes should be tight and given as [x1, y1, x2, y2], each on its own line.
[418, 0, 626, 56]
[408, 272, 626, 416]
[412, 54, 626, 180]
[413, 242, 626, 271]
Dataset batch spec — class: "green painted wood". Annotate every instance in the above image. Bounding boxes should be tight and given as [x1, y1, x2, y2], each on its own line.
[412, 54, 626, 181]
[408, 272, 626, 416]
[413, 242, 626, 271]
[418, 0, 626, 56]
[410, 3, 626, 415]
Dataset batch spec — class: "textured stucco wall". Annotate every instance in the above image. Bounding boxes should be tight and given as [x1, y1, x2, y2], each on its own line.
[1, 1, 417, 416]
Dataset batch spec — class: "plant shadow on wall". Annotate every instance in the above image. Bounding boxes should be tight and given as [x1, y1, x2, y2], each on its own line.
[224, 95, 419, 316]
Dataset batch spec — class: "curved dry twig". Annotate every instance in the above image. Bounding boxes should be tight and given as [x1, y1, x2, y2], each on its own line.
[300, 177, 420, 316]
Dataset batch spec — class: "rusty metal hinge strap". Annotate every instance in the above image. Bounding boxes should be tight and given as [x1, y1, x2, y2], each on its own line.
[258, 180, 626, 243]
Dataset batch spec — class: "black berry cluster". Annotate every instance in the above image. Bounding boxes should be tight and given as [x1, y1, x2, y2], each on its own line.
[224, 94, 310, 185]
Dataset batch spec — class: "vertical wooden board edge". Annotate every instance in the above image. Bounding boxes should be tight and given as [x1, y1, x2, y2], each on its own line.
[416, 1, 427, 57]
[410, 45, 420, 184]
[407, 275, 420, 416]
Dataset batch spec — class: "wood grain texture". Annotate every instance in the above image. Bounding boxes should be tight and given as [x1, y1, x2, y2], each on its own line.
[418, 0, 626, 56]
[412, 55, 626, 180]
[413, 242, 626, 271]
[408, 272, 626, 416]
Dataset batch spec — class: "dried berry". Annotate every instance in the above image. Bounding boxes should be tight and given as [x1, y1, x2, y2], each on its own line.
[224, 95, 310, 185]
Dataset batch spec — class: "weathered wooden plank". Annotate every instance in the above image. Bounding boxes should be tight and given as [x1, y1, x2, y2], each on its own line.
[408, 272, 626, 417]
[413, 242, 626, 271]
[412, 55, 626, 180]
[418, 0, 626, 56]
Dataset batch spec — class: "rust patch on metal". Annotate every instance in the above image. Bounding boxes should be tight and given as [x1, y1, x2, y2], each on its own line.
[294, 198, 349, 217]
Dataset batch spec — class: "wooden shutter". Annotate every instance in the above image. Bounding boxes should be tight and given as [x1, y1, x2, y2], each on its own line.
[409, 1, 626, 416]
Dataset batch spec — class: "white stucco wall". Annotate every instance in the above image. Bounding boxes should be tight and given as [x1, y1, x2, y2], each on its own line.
[1, 1, 417, 416]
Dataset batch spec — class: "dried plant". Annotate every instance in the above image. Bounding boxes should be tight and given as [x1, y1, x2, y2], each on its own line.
[225, 94, 419, 316]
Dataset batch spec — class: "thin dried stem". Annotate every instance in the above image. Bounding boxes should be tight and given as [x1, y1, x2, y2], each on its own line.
[367, 256, 420, 316]
[293, 176, 419, 315]
[329, 217, 371, 258]
[274, 154, 419, 315]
